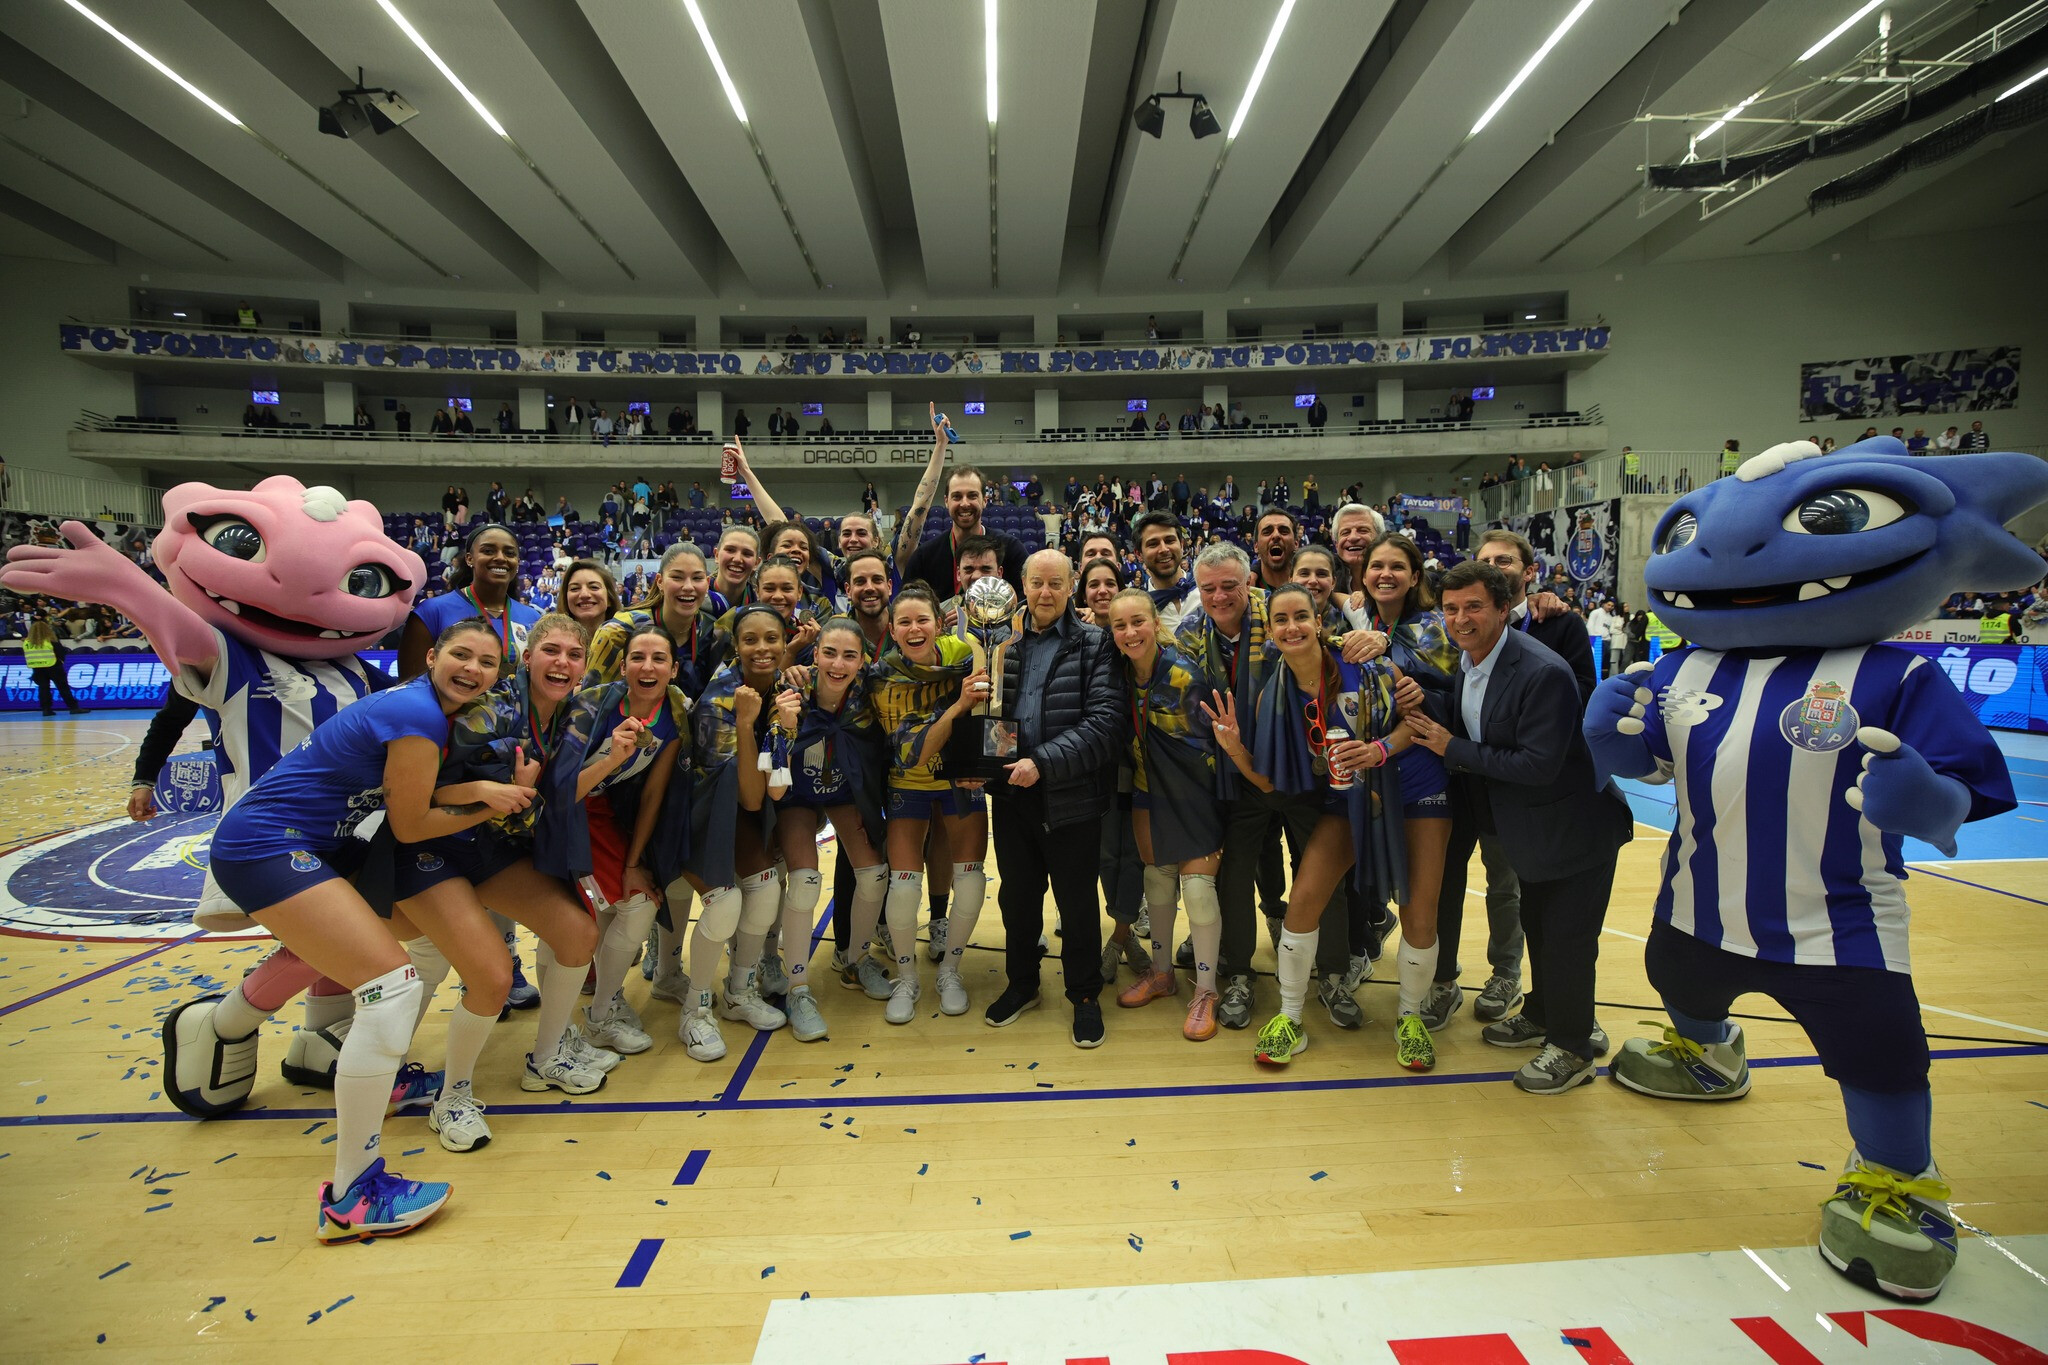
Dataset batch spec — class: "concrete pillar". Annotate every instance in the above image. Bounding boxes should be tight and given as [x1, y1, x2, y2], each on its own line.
[867, 390, 894, 432]
[323, 380, 357, 428]
[867, 312, 892, 349]
[696, 312, 721, 351]
[1032, 310, 1060, 346]
[1033, 388, 1060, 434]
[518, 385, 548, 433]
[697, 390, 724, 438]
[1377, 377, 1404, 421]
[1202, 307, 1229, 344]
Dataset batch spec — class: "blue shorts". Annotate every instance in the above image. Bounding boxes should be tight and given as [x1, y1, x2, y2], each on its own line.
[1131, 790, 1153, 811]
[1395, 745, 1449, 813]
[211, 842, 369, 917]
[392, 834, 527, 902]
[885, 786, 985, 822]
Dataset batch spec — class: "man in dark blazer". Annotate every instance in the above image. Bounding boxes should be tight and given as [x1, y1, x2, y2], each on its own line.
[1406, 561, 1633, 1095]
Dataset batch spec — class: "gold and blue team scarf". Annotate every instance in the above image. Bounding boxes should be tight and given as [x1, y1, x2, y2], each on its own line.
[1130, 640, 1225, 864]
[441, 672, 593, 882]
[564, 679, 694, 888]
[1172, 588, 1271, 798]
[866, 634, 975, 787]
[786, 666, 888, 837]
[686, 662, 777, 889]
[584, 607, 727, 701]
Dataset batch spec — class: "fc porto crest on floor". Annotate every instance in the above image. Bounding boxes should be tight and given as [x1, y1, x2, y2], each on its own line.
[0, 814, 254, 941]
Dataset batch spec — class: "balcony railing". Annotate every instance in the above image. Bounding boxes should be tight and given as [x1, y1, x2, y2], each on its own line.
[0, 460, 164, 527]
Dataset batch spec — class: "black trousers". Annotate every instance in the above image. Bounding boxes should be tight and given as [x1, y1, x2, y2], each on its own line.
[1516, 854, 1617, 1060]
[1216, 789, 1320, 980]
[993, 790, 1104, 1004]
[33, 665, 79, 713]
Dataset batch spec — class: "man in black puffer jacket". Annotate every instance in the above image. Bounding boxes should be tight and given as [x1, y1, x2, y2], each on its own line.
[986, 550, 1127, 1047]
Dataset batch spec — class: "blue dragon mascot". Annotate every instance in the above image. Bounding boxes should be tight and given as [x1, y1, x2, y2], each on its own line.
[1585, 435, 2047, 1302]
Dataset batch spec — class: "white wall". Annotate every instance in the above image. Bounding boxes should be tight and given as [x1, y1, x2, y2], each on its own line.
[3, 261, 138, 477]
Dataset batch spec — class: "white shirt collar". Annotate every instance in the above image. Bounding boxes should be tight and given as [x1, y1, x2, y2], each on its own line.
[1460, 623, 1512, 681]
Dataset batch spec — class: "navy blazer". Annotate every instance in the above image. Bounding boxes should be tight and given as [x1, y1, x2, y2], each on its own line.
[1435, 628, 1633, 883]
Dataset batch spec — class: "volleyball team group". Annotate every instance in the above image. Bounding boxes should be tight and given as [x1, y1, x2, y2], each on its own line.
[189, 406, 1609, 1244]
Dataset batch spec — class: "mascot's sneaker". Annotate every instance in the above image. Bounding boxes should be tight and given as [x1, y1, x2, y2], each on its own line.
[1819, 1152, 1956, 1301]
[316, 1159, 450, 1244]
[1611, 1022, 1750, 1100]
[281, 1020, 346, 1089]
[162, 995, 258, 1119]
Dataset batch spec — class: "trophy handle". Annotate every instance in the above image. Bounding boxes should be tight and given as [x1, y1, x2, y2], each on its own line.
[966, 635, 990, 716]
[987, 639, 1009, 718]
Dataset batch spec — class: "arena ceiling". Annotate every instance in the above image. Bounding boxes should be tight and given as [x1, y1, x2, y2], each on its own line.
[0, 0, 2043, 299]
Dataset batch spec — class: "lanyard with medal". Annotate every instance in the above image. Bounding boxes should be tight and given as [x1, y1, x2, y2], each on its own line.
[464, 586, 512, 664]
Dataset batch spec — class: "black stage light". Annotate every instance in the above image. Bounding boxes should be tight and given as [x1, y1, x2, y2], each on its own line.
[1132, 94, 1165, 138]
[318, 101, 353, 138]
[1189, 96, 1220, 139]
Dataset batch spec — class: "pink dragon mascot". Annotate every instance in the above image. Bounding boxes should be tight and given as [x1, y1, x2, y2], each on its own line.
[1, 477, 431, 1116]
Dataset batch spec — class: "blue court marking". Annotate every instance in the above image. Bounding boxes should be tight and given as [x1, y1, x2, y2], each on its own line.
[3, 1043, 2040, 1131]
[0, 709, 162, 724]
[1909, 867, 2048, 908]
[615, 1238, 663, 1288]
[673, 1150, 710, 1185]
[717, 899, 836, 1106]
[0, 932, 206, 1018]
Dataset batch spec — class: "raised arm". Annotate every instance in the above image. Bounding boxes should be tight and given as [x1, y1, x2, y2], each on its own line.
[893, 402, 951, 578]
[2, 522, 220, 677]
[728, 438, 786, 525]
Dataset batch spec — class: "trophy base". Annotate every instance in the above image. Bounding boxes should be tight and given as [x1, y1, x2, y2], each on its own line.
[943, 718, 1018, 785]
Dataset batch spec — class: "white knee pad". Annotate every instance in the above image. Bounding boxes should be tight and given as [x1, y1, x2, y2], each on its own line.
[1143, 864, 1180, 915]
[401, 935, 452, 1029]
[738, 868, 781, 934]
[855, 864, 889, 898]
[337, 966, 421, 1078]
[609, 892, 659, 934]
[887, 869, 925, 902]
[696, 885, 742, 943]
[784, 868, 825, 916]
[951, 861, 985, 895]
[1181, 873, 1221, 926]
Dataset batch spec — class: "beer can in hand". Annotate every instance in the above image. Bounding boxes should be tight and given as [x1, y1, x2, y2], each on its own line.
[720, 443, 739, 484]
[1325, 725, 1355, 791]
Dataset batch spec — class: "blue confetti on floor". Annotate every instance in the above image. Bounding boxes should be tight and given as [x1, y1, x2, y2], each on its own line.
[1009, 1230, 1031, 1241]
[213, 1153, 235, 1163]
[1128, 1235, 1143, 1252]
[761, 1265, 776, 1278]
[202, 1296, 225, 1313]
[144, 1203, 171, 1213]
[917, 1163, 928, 1175]
[1309, 1171, 1327, 1181]
[596, 1171, 612, 1180]
[97, 1262, 130, 1280]
[402, 1148, 425, 1157]
[1798, 1160, 1826, 1170]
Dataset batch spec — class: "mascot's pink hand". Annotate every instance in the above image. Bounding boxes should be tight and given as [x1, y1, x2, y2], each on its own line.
[0, 522, 219, 672]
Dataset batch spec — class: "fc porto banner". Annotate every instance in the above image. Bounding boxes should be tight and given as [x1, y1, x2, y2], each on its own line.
[1799, 346, 2019, 421]
[1503, 497, 1620, 603]
[60, 323, 1610, 380]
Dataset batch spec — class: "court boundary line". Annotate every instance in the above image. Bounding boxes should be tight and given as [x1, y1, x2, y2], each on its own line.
[2, 1042, 2040, 1131]
[0, 930, 205, 1019]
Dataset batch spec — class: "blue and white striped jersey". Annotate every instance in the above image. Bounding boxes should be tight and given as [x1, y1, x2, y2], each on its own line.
[173, 629, 388, 805]
[1638, 644, 2013, 973]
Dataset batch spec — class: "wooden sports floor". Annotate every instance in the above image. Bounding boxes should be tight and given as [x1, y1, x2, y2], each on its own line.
[2, 715, 2045, 1362]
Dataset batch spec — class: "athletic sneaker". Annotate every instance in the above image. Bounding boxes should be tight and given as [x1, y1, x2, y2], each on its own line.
[640, 930, 659, 982]
[505, 952, 540, 1011]
[559, 1026, 621, 1074]
[785, 987, 828, 1042]
[1481, 1013, 1547, 1048]
[583, 997, 652, 1055]
[925, 918, 948, 963]
[885, 976, 921, 1025]
[316, 1158, 449, 1245]
[1131, 906, 1150, 940]
[1473, 974, 1523, 1023]
[1254, 1013, 1306, 1066]
[1098, 939, 1122, 986]
[984, 985, 1039, 1027]
[162, 994, 258, 1118]
[1117, 968, 1176, 1009]
[936, 968, 969, 1016]
[1317, 977, 1362, 1030]
[1420, 980, 1463, 1032]
[580, 963, 597, 996]
[650, 963, 691, 1004]
[1183, 989, 1219, 1041]
[878, 924, 895, 959]
[1819, 1152, 1957, 1301]
[1341, 954, 1374, 993]
[1122, 934, 1150, 975]
[1395, 1014, 1435, 1072]
[1264, 914, 1284, 955]
[1218, 974, 1255, 1030]
[1071, 997, 1105, 1049]
[719, 970, 788, 1031]
[756, 952, 789, 999]
[1175, 937, 1195, 969]
[521, 1048, 607, 1095]
[386, 1062, 443, 1115]
[1610, 1022, 1750, 1100]
[428, 1087, 491, 1153]
[841, 954, 892, 1000]
[1512, 1043, 1598, 1095]
[681, 1007, 727, 1062]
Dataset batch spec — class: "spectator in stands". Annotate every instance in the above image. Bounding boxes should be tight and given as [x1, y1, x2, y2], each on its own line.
[1906, 427, 1930, 455]
[353, 404, 374, 431]
[514, 489, 543, 524]
[394, 402, 412, 437]
[242, 402, 261, 429]
[768, 407, 788, 436]
[733, 408, 751, 438]
[1307, 396, 1328, 431]
[1272, 474, 1291, 506]
[1171, 474, 1191, 515]
[847, 328, 864, 348]
[485, 482, 508, 521]
[563, 396, 586, 436]
[453, 407, 475, 437]
[1533, 462, 1556, 511]
[429, 406, 453, 438]
[1200, 407, 1219, 433]
[1253, 509, 1299, 593]
[819, 326, 839, 347]
[1961, 420, 1990, 452]
[667, 405, 686, 436]
[1179, 407, 1199, 435]
[1585, 598, 1619, 678]
[1129, 411, 1149, 436]
[493, 402, 513, 435]
[590, 408, 613, 445]
[817, 413, 835, 436]
[555, 496, 579, 523]
[1302, 474, 1321, 513]
[1154, 412, 1170, 435]
[1064, 475, 1082, 506]
[1145, 314, 1160, 341]
[686, 481, 705, 511]
[441, 485, 461, 525]
[784, 326, 806, 349]
[1937, 425, 1960, 454]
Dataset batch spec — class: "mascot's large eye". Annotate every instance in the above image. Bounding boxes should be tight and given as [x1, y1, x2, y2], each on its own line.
[342, 564, 399, 599]
[1657, 512, 1698, 553]
[194, 514, 265, 562]
[1783, 488, 1911, 535]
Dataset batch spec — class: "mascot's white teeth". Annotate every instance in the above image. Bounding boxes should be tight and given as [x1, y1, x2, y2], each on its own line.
[318, 629, 346, 639]
[1798, 582, 1831, 601]
[1825, 576, 1851, 589]
[1669, 592, 1693, 609]
[202, 589, 242, 615]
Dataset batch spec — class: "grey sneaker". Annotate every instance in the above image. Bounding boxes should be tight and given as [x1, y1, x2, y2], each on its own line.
[1099, 939, 1122, 985]
[936, 968, 968, 1016]
[785, 986, 828, 1042]
[1482, 1012, 1547, 1048]
[1218, 974, 1254, 1030]
[756, 952, 789, 998]
[1340, 953, 1374, 994]
[841, 954, 892, 1000]
[650, 964, 690, 1004]
[1122, 933, 1150, 975]
[1420, 980, 1463, 1032]
[1131, 905, 1150, 940]
[1264, 914, 1284, 955]
[1474, 974, 1523, 1022]
[718, 970, 788, 1030]
[1589, 1024, 1609, 1056]
[1513, 1042, 1599, 1095]
[885, 976, 921, 1025]
[1175, 936, 1194, 968]
[581, 997, 650, 1055]
[925, 918, 948, 962]
[1317, 977, 1363, 1030]
[428, 1087, 491, 1153]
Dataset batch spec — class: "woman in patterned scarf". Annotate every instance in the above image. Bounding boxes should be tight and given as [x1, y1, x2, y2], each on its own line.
[717, 555, 823, 669]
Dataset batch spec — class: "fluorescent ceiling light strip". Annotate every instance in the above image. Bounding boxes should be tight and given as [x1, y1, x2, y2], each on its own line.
[1227, 0, 1297, 140]
[60, 0, 242, 126]
[985, 0, 999, 123]
[375, 0, 507, 136]
[2000, 65, 2048, 100]
[1800, 0, 1885, 63]
[1469, 0, 1595, 138]
[1695, 89, 1762, 144]
[683, 0, 748, 124]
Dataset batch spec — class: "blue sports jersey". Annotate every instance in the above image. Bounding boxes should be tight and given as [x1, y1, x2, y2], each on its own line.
[173, 628, 388, 805]
[1639, 644, 2013, 973]
[212, 677, 451, 861]
[411, 589, 541, 666]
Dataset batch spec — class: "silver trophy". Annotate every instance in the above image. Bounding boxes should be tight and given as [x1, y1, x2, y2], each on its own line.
[949, 576, 1019, 778]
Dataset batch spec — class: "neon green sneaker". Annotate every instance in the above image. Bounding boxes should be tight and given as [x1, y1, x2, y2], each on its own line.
[1254, 1013, 1306, 1067]
[1819, 1152, 1956, 1301]
[1610, 1021, 1750, 1100]
[1395, 1014, 1435, 1072]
